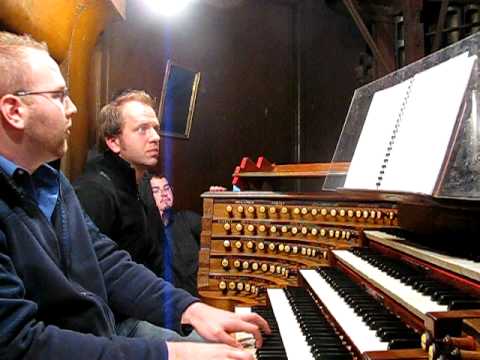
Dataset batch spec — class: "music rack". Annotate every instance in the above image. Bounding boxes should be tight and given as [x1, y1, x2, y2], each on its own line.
[232, 156, 349, 190]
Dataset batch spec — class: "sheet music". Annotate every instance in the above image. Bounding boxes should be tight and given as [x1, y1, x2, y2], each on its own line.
[381, 52, 476, 193]
[344, 52, 477, 194]
[344, 79, 413, 190]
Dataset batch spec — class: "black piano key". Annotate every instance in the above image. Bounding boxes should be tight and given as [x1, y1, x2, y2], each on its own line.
[257, 354, 288, 360]
[364, 313, 399, 323]
[377, 328, 418, 341]
[354, 306, 390, 317]
[378, 328, 416, 340]
[368, 319, 403, 328]
[307, 338, 345, 347]
[448, 299, 480, 310]
[388, 338, 421, 349]
[435, 293, 472, 305]
[311, 349, 353, 360]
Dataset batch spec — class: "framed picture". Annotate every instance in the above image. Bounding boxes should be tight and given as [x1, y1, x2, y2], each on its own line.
[158, 60, 201, 139]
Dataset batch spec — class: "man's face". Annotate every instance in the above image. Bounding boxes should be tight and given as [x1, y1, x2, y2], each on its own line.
[150, 176, 173, 212]
[113, 101, 160, 169]
[23, 49, 77, 162]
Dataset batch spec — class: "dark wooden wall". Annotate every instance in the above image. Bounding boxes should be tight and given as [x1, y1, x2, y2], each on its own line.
[99, 0, 363, 212]
[300, 0, 364, 192]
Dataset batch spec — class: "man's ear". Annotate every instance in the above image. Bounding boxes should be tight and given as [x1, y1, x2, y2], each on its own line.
[0, 95, 27, 130]
[105, 136, 121, 153]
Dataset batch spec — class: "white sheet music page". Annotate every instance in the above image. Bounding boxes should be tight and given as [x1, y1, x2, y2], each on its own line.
[344, 79, 413, 190]
[344, 51, 477, 194]
[380, 52, 476, 193]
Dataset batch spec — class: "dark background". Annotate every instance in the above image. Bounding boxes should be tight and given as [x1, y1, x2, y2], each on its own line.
[99, 0, 364, 212]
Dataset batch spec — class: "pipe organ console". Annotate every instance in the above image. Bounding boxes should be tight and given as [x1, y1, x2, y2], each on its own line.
[198, 191, 401, 310]
[198, 191, 480, 359]
[198, 31, 480, 359]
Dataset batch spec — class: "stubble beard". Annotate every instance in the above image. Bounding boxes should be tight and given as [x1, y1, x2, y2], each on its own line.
[59, 138, 68, 158]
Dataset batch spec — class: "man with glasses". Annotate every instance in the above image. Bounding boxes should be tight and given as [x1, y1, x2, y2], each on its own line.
[141, 174, 227, 297]
[0, 31, 268, 360]
[141, 173, 203, 297]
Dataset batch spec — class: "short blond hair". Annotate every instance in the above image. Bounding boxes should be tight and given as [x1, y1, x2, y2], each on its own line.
[0, 32, 48, 97]
[96, 89, 156, 152]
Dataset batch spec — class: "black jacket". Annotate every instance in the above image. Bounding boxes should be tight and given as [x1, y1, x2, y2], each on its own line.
[74, 152, 164, 277]
[162, 210, 202, 296]
[0, 166, 197, 360]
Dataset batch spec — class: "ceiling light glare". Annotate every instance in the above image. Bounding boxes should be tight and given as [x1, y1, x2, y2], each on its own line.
[144, 0, 193, 17]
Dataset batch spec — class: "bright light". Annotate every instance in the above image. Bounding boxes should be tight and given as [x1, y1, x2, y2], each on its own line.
[143, 0, 193, 17]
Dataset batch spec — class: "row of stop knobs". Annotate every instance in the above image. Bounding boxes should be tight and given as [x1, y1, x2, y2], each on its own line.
[224, 204, 395, 220]
[218, 280, 261, 295]
[223, 239, 322, 257]
[222, 223, 353, 240]
[221, 258, 291, 277]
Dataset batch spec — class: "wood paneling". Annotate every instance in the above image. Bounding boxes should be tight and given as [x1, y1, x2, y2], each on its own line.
[301, 0, 363, 170]
[99, 0, 364, 211]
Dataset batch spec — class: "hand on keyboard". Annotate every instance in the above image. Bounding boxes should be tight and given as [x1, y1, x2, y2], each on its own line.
[181, 302, 271, 348]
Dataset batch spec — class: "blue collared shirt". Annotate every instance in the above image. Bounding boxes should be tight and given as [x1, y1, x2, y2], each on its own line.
[0, 155, 59, 222]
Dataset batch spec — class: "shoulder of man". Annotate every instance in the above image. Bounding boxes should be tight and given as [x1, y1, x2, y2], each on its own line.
[175, 210, 201, 231]
[73, 169, 120, 218]
[177, 209, 201, 219]
[73, 170, 117, 195]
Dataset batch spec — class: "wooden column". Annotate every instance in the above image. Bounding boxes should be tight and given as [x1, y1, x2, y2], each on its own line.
[403, 0, 424, 65]
[371, 16, 396, 77]
[0, 0, 125, 179]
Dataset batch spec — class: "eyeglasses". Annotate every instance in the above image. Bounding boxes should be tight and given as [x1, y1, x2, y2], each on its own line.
[14, 88, 70, 104]
[152, 184, 173, 195]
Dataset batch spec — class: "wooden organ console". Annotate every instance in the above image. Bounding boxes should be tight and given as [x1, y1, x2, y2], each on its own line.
[198, 188, 480, 360]
[197, 33, 480, 359]
[198, 189, 401, 309]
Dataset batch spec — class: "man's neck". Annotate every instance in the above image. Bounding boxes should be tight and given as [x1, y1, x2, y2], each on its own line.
[0, 147, 41, 174]
[161, 208, 172, 226]
[134, 167, 146, 184]
[113, 153, 147, 184]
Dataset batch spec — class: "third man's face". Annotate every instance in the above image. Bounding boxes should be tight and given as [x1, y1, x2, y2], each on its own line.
[150, 176, 174, 212]
[116, 100, 160, 169]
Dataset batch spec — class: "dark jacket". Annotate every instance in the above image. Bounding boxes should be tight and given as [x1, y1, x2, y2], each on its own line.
[162, 210, 202, 296]
[0, 167, 197, 360]
[74, 151, 164, 276]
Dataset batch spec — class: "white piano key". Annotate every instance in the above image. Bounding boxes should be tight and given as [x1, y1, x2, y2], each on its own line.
[234, 307, 257, 355]
[235, 306, 252, 315]
[267, 288, 314, 360]
[301, 269, 389, 354]
[332, 250, 448, 319]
